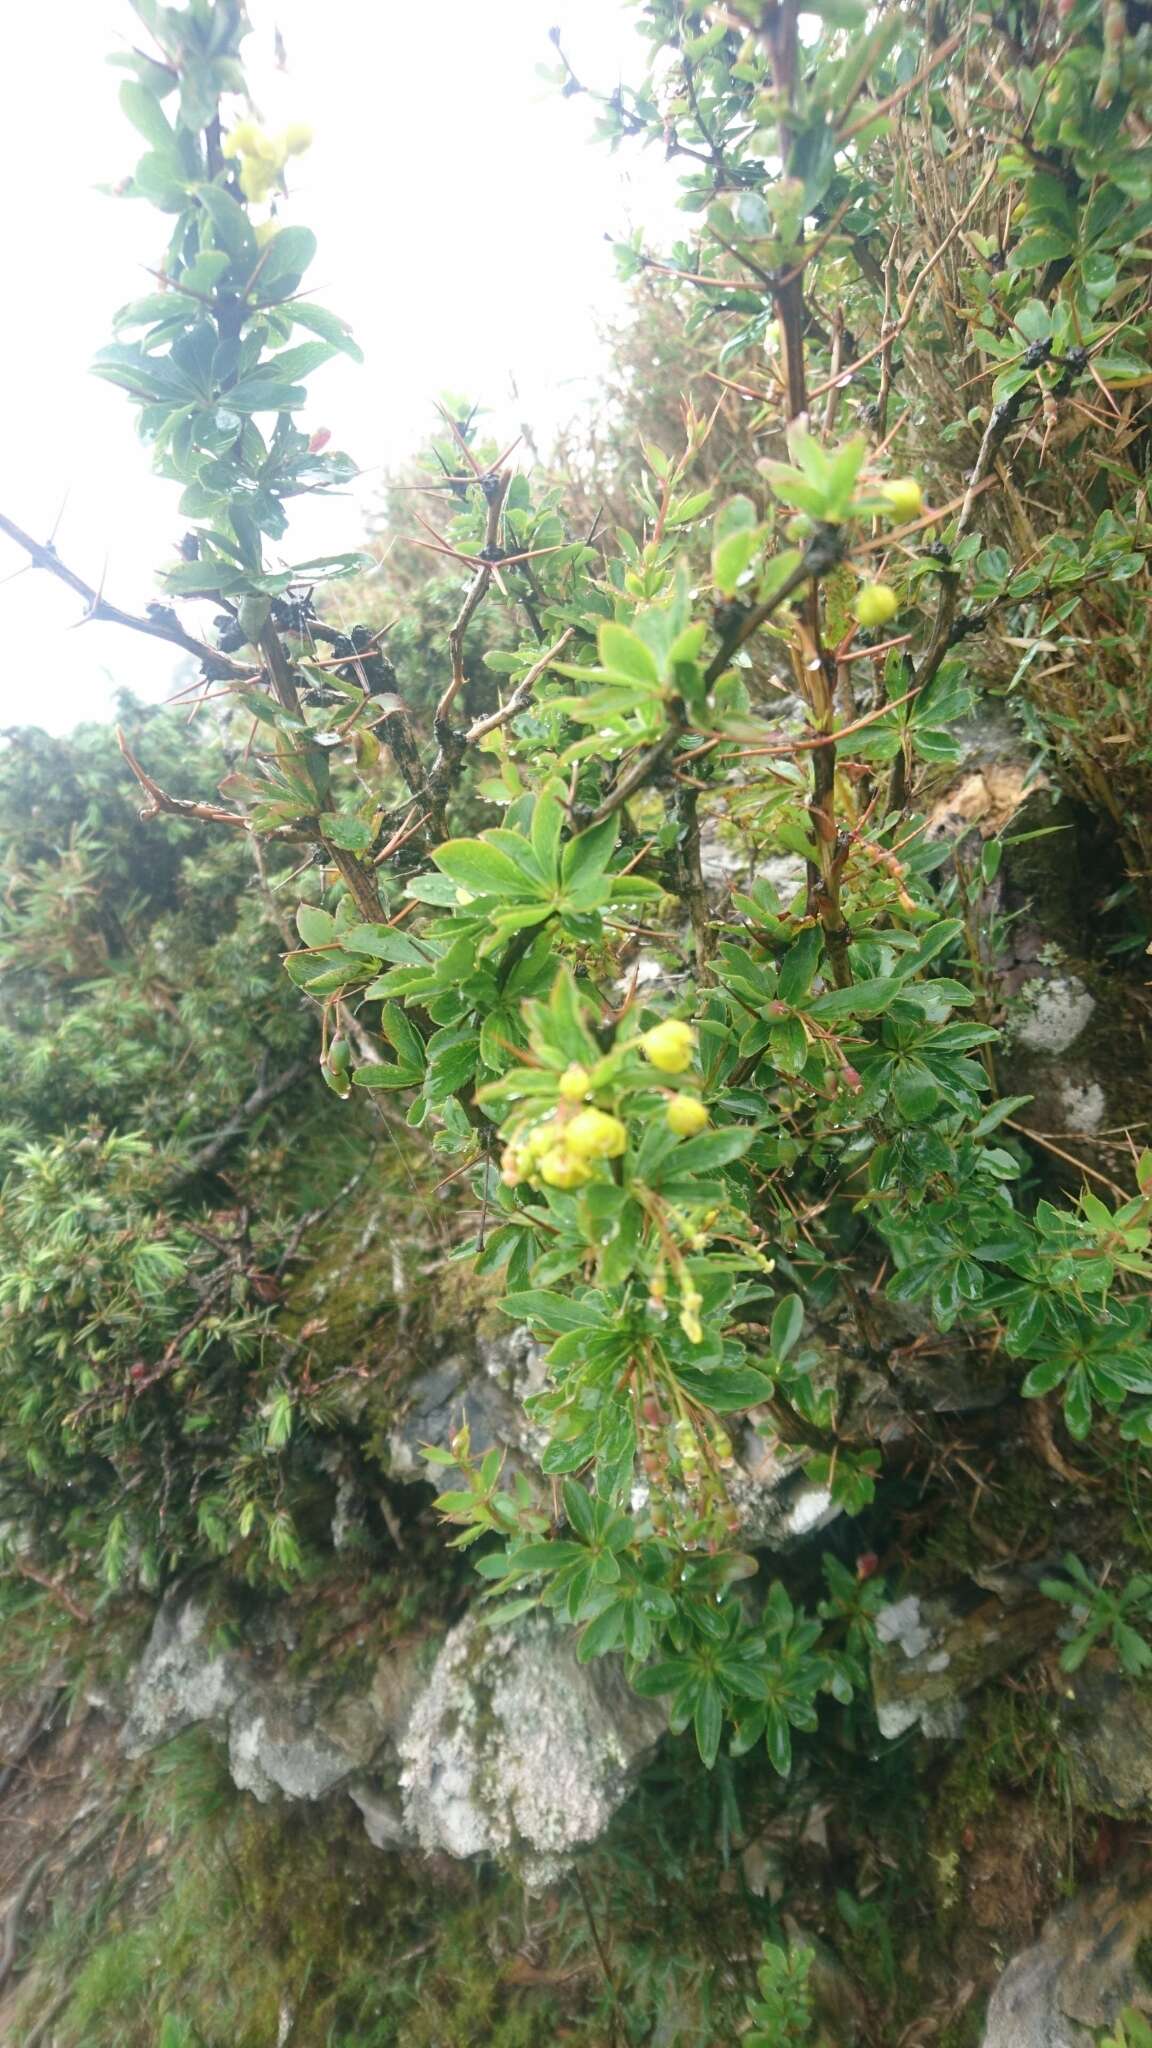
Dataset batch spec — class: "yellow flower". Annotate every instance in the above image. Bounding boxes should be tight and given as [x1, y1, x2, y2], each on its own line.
[565, 1108, 628, 1160]
[537, 1148, 592, 1190]
[521, 1122, 556, 1162]
[558, 1063, 590, 1101]
[853, 583, 899, 628]
[239, 155, 279, 203]
[641, 1020, 696, 1073]
[665, 1093, 709, 1136]
[282, 122, 314, 157]
[221, 119, 264, 159]
[880, 477, 923, 520]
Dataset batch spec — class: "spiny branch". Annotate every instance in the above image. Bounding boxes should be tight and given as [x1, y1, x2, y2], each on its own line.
[0, 511, 250, 678]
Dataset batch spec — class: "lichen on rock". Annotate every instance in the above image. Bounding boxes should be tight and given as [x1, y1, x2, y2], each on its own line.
[397, 1611, 666, 1888]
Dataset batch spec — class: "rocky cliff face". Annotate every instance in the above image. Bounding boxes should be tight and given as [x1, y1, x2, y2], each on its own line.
[121, 1582, 665, 1890]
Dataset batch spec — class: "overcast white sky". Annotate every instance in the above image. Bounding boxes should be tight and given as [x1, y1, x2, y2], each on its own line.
[0, 0, 672, 733]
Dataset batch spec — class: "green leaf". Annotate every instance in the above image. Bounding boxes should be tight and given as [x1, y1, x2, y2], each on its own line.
[286, 300, 363, 361]
[198, 184, 256, 262]
[809, 976, 900, 1020]
[379, 1003, 426, 1071]
[660, 1128, 753, 1173]
[433, 838, 541, 899]
[295, 904, 336, 948]
[694, 1683, 723, 1768]
[561, 816, 618, 888]
[770, 1295, 804, 1361]
[673, 1364, 776, 1410]
[777, 927, 823, 1006]
[120, 80, 176, 151]
[598, 622, 660, 684]
[530, 790, 565, 878]
[502, 1291, 604, 1333]
[562, 1479, 598, 1544]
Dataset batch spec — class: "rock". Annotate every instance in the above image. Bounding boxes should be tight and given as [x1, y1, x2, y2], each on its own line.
[125, 1585, 664, 1881]
[348, 1778, 409, 1849]
[982, 1871, 1152, 2046]
[479, 1324, 549, 1407]
[123, 1583, 425, 1811]
[727, 1423, 840, 1549]
[121, 1588, 245, 1756]
[228, 1686, 385, 1804]
[397, 1612, 665, 1888]
[1059, 1662, 1152, 1816]
[386, 1337, 547, 1478]
[871, 1578, 1062, 1740]
[698, 817, 807, 906]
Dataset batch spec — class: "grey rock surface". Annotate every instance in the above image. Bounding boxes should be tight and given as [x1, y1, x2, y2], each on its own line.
[228, 1687, 384, 1804]
[398, 1612, 665, 1888]
[123, 1585, 420, 1806]
[871, 1579, 1061, 1740]
[124, 1584, 665, 1880]
[385, 1334, 547, 1477]
[1060, 1662, 1152, 1816]
[121, 1590, 245, 1756]
[982, 1874, 1152, 2046]
[727, 1423, 840, 1549]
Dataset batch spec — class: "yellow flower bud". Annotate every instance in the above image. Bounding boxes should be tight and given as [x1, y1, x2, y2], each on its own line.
[679, 1285, 704, 1345]
[537, 1148, 593, 1190]
[222, 120, 262, 158]
[641, 1020, 696, 1074]
[558, 1063, 590, 1102]
[239, 156, 278, 203]
[282, 122, 314, 156]
[565, 1108, 628, 1160]
[665, 1093, 709, 1137]
[880, 477, 923, 520]
[501, 1144, 529, 1187]
[853, 583, 899, 628]
[521, 1123, 556, 1161]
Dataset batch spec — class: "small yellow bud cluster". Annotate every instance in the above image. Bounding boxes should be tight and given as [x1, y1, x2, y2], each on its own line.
[501, 1102, 628, 1191]
[222, 119, 313, 204]
[673, 1417, 700, 1473]
[680, 1284, 704, 1345]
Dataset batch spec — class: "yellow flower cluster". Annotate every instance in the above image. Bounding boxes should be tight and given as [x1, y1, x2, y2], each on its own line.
[501, 1104, 628, 1191]
[499, 1020, 706, 1192]
[221, 119, 313, 204]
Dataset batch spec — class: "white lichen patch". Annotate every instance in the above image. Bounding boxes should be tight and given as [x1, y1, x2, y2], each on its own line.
[1009, 974, 1096, 1056]
[875, 1595, 933, 1661]
[1058, 1077, 1107, 1135]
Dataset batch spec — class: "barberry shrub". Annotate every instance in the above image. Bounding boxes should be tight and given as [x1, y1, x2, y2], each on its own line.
[5, 0, 1152, 1764]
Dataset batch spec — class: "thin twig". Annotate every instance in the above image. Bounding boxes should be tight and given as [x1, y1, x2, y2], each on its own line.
[464, 629, 574, 744]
